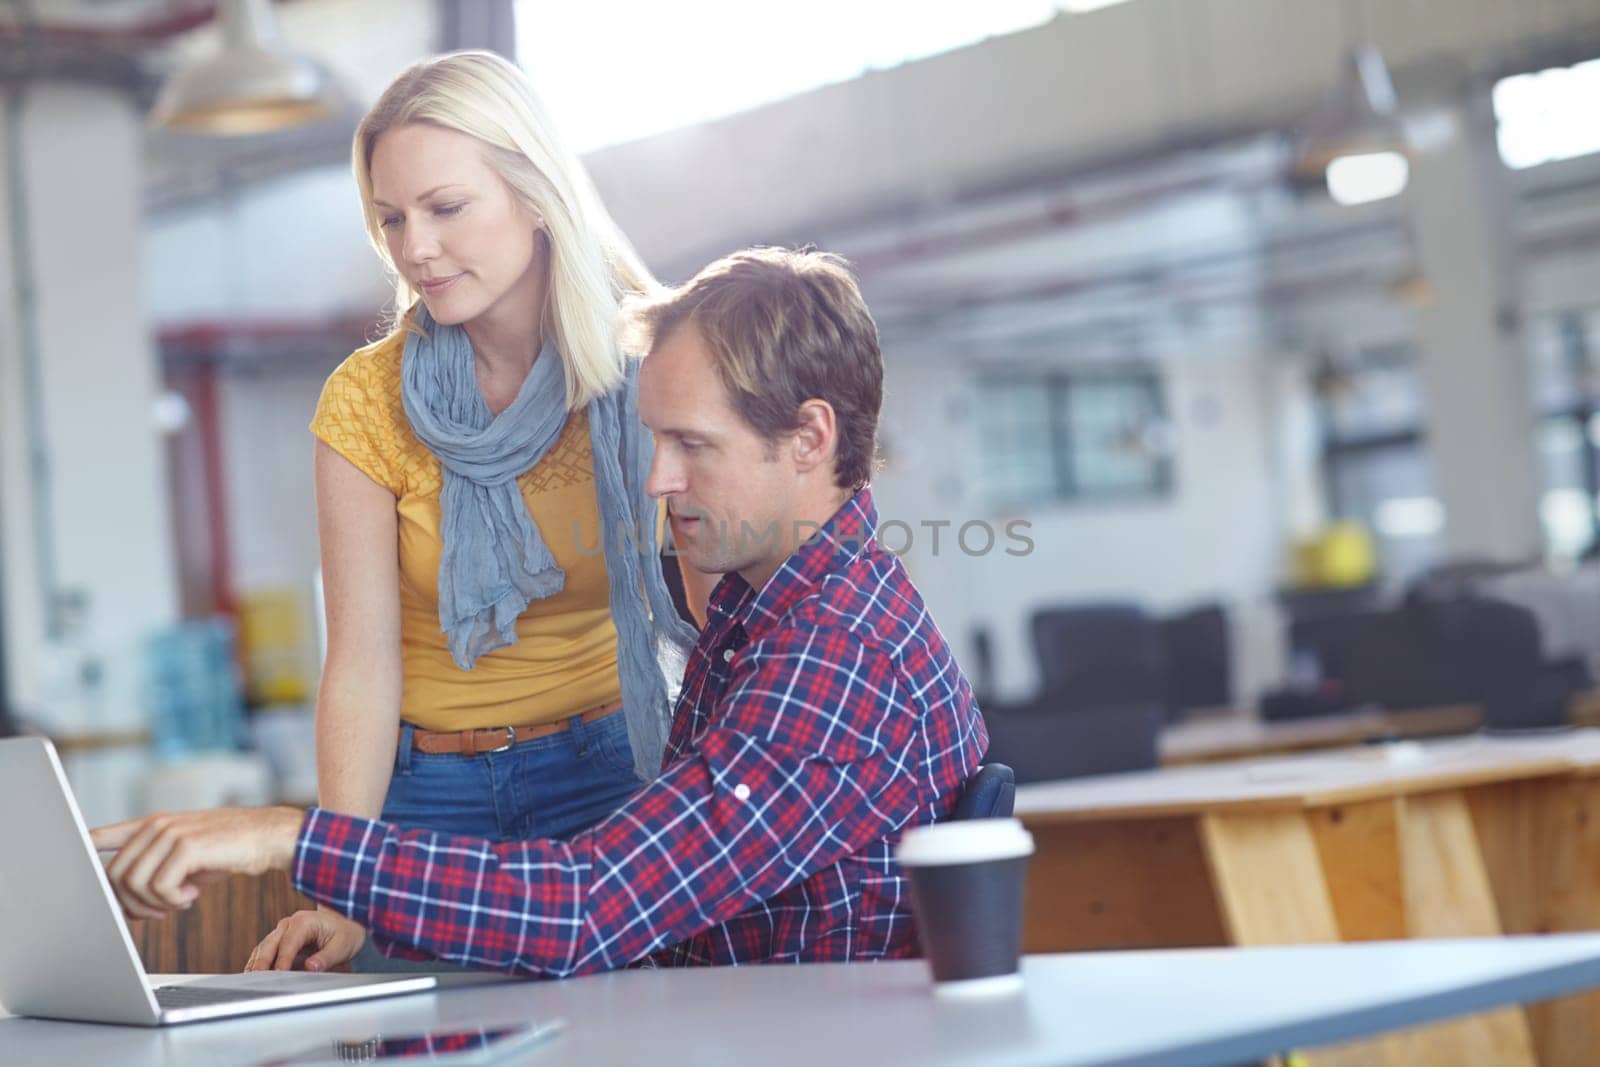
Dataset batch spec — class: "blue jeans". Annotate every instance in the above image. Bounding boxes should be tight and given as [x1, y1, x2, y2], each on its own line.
[351, 708, 643, 972]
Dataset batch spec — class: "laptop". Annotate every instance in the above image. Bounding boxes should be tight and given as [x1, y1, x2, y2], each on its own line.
[0, 737, 499, 1025]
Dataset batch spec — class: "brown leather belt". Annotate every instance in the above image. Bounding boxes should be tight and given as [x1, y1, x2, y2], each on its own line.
[405, 699, 624, 757]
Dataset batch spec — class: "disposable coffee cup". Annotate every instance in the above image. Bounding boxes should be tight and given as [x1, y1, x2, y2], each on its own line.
[896, 817, 1034, 997]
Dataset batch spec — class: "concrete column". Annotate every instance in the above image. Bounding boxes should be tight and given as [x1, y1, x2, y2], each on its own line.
[1405, 91, 1543, 562]
[0, 84, 178, 728]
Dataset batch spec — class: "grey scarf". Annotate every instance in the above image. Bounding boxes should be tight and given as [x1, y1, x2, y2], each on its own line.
[401, 307, 696, 779]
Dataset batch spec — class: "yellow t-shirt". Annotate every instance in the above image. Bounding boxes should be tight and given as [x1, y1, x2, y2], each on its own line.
[310, 331, 643, 731]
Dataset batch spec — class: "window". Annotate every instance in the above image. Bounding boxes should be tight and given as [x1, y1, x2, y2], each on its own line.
[515, 1, 1138, 151]
[977, 369, 1172, 507]
[1326, 438, 1442, 583]
[1529, 308, 1600, 560]
[1494, 57, 1600, 170]
[1317, 342, 1443, 583]
[1321, 341, 1425, 439]
[1318, 316, 1600, 574]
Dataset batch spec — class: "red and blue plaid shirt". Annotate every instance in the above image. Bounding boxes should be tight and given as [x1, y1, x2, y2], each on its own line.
[291, 489, 987, 977]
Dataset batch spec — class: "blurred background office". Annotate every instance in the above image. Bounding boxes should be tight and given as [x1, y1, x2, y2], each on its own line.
[2, 0, 1598, 821]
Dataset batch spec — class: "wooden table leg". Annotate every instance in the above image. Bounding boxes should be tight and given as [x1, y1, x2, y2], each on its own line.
[1029, 797, 1546, 1066]
[1393, 791, 1538, 1066]
[1199, 809, 1410, 1067]
[1301, 793, 1539, 1066]
[1469, 777, 1600, 1066]
[1308, 799, 1407, 942]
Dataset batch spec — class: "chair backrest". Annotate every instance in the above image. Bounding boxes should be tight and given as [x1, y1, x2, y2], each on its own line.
[1159, 602, 1231, 716]
[969, 626, 998, 707]
[1030, 603, 1166, 712]
[1433, 595, 1570, 730]
[1289, 607, 1471, 710]
[982, 702, 1163, 785]
[953, 763, 1016, 820]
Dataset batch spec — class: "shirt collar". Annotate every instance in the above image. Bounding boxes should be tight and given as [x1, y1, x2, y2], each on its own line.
[705, 488, 878, 643]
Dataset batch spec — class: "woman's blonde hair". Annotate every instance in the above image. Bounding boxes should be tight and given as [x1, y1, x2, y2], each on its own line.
[354, 50, 657, 409]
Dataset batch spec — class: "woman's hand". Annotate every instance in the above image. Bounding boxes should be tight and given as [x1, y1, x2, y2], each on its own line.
[90, 807, 305, 920]
[246, 908, 367, 972]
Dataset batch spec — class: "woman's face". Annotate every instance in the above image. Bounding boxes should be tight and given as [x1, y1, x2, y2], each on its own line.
[368, 123, 545, 331]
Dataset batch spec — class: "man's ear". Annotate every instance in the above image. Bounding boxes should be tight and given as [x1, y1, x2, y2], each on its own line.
[791, 399, 838, 475]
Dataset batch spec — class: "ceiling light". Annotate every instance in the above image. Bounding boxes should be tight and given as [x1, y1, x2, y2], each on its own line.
[1058, 0, 1137, 12]
[150, 0, 350, 135]
[1326, 151, 1409, 206]
[1292, 45, 1410, 201]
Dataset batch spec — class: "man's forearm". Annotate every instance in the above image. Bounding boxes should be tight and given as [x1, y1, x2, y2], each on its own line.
[292, 727, 918, 978]
[291, 807, 591, 975]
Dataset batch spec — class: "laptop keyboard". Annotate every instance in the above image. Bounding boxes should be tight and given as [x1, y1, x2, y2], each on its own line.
[154, 984, 274, 1009]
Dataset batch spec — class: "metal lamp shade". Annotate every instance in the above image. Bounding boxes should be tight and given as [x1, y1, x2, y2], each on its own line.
[1291, 45, 1408, 181]
[149, 0, 348, 136]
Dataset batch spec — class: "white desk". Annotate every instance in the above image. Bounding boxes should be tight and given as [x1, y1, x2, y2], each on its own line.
[5, 935, 1600, 1066]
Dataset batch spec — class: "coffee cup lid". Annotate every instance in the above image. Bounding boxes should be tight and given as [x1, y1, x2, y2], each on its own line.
[896, 817, 1035, 866]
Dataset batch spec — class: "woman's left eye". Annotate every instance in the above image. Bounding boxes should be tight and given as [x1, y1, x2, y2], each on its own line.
[435, 202, 465, 218]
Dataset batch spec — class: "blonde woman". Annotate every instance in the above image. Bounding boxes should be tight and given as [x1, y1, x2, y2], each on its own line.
[246, 51, 707, 973]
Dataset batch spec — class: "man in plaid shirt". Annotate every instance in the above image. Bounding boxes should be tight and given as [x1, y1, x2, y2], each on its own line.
[94, 248, 988, 978]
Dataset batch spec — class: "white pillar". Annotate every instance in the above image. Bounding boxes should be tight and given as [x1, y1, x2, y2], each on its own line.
[1405, 93, 1543, 562]
[0, 84, 178, 728]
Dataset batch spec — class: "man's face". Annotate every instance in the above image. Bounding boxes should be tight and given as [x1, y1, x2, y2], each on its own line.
[640, 324, 798, 589]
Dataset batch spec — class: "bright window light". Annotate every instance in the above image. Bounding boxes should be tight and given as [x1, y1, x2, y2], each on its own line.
[1541, 489, 1595, 559]
[1325, 151, 1409, 206]
[516, 1, 1133, 152]
[1374, 496, 1444, 539]
[1494, 57, 1600, 170]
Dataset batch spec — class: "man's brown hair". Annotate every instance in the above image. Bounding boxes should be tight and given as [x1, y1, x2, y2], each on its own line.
[623, 247, 883, 491]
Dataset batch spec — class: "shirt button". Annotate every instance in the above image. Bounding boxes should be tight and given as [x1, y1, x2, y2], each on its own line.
[722, 648, 735, 663]
[734, 783, 751, 801]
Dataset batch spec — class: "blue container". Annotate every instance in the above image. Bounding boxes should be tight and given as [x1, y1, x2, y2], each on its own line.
[145, 619, 246, 758]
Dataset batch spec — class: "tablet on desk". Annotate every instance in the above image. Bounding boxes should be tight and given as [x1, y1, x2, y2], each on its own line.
[261, 1020, 566, 1065]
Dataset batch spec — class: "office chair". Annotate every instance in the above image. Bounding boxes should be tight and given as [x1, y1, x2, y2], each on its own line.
[1160, 602, 1232, 718]
[954, 763, 1016, 820]
[969, 626, 998, 708]
[1030, 603, 1167, 713]
[1436, 596, 1586, 731]
[982, 702, 1162, 785]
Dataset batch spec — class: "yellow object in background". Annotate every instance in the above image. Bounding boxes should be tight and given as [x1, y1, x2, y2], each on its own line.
[237, 588, 313, 706]
[1291, 522, 1377, 588]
